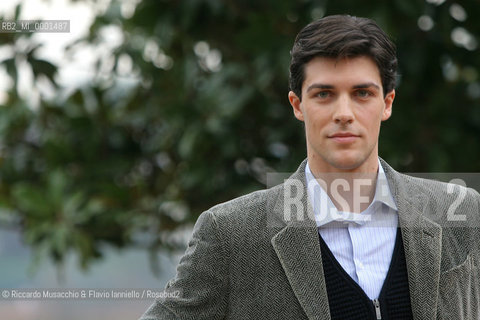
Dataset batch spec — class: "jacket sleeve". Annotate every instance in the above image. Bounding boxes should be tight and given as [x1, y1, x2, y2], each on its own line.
[139, 210, 229, 320]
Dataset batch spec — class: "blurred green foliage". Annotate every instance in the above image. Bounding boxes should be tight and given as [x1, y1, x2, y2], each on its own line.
[0, 0, 479, 271]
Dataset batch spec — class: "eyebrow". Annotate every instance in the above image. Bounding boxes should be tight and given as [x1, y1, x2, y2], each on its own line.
[353, 82, 381, 90]
[306, 84, 333, 93]
[306, 82, 381, 93]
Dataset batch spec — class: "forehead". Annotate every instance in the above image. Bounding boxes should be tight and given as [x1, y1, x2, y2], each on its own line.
[302, 56, 382, 91]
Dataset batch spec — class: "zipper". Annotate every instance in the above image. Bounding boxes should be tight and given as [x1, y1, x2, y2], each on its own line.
[372, 299, 381, 319]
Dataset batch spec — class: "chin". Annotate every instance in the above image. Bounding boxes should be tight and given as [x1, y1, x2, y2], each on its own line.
[333, 161, 361, 171]
[329, 154, 365, 171]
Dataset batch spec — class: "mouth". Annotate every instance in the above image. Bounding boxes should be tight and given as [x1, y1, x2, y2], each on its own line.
[328, 132, 360, 143]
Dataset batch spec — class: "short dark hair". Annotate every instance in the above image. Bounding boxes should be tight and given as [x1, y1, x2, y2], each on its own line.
[289, 15, 397, 99]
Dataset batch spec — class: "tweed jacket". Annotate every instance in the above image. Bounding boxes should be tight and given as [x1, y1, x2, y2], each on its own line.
[140, 159, 480, 320]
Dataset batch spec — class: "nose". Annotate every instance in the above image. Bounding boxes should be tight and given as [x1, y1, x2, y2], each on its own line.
[333, 94, 354, 124]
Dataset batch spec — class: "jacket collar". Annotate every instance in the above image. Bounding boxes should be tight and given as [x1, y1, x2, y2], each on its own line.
[270, 158, 442, 320]
[380, 158, 442, 320]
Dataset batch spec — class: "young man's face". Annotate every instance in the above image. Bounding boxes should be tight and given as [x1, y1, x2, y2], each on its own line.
[288, 56, 395, 173]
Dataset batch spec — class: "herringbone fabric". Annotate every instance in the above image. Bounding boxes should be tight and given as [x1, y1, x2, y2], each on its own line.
[139, 159, 480, 320]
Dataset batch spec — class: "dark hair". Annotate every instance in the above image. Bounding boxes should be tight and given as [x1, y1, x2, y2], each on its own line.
[289, 15, 397, 99]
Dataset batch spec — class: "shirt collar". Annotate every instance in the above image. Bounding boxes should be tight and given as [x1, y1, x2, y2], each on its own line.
[305, 158, 398, 227]
[373, 158, 398, 211]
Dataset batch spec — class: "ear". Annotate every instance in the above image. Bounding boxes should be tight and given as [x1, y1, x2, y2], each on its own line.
[288, 91, 304, 121]
[381, 89, 395, 121]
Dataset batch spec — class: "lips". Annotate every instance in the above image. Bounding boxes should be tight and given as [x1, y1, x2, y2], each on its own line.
[328, 132, 360, 143]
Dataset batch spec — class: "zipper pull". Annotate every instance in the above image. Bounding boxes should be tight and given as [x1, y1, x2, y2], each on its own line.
[372, 299, 381, 319]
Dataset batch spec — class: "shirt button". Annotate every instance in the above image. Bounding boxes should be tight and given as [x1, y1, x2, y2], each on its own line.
[356, 260, 364, 269]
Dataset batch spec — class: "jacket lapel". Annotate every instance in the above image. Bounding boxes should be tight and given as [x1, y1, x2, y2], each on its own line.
[272, 224, 330, 320]
[381, 159, 442, 320]
[270, 160, 331, 320]
[270, 159, 443, 320]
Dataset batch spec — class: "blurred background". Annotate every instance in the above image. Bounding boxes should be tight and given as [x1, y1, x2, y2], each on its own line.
[0, 0, 479, 319]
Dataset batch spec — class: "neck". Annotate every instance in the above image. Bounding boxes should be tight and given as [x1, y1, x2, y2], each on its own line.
[309, 161, 379, 213]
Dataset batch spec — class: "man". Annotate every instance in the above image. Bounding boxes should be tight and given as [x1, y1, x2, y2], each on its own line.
[140, 15, 480, 319]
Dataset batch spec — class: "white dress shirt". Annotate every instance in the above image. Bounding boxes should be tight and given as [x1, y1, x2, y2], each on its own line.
[305, 159, 398, 300]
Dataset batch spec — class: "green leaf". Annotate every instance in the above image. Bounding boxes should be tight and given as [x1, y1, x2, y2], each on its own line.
[29, 58, 58, 84]
[11, 183, 54, 218]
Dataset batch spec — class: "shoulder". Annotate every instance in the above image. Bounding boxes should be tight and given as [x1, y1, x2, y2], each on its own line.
[395, 171, 480, 203]
[206, 183, 284, 226]
[381, 159, 480, 227]
[206, 162, 307, 224]
[388, 169, 480, 232]
[381, 158, 480, 205]
[209, 188, 271, 216]
[192, 160, 308, 241]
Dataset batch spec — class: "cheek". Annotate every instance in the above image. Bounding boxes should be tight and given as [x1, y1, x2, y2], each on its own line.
[358, 108, 383, 127]
[306, 109, 329, 128]
[307, 115, 327, 137]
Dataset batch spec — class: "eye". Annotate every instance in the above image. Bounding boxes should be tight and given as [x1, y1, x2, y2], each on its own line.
[355, 89, 372, 98]
[316, 91, 331, 99]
